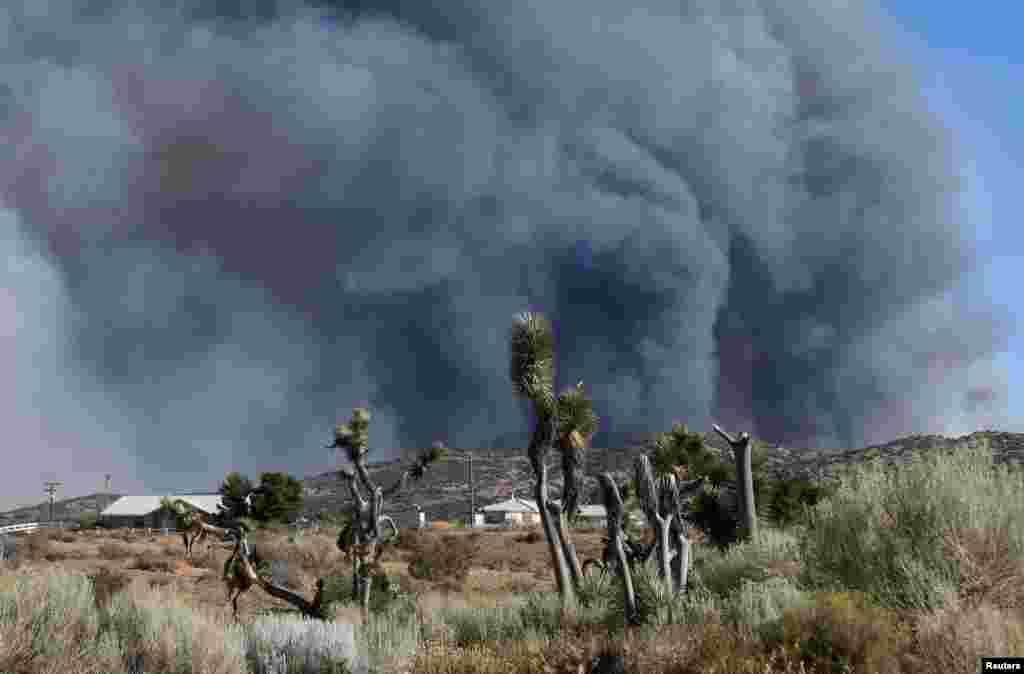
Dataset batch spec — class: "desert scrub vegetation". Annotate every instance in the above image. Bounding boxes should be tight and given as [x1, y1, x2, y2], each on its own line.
[797, 436, 1024, 611]
[0, 567, 371, 674]
[405, 534, 478, 589]
[3, 432, 1019, 672]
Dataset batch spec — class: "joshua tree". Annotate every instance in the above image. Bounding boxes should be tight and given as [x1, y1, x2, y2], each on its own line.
[712, 424, 758, 542]
[509, 312, 599, 610]
[325, 408, 444, 612]
[187, 408, 444, 620]
[597, 473, 637, 622]
[632, 455, 706, 594]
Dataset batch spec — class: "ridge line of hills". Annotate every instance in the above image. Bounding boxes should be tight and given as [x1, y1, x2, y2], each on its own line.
[4, 430, 1021, 528]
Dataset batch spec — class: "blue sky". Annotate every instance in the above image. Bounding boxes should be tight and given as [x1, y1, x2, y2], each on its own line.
[880, 0, 1023, 432]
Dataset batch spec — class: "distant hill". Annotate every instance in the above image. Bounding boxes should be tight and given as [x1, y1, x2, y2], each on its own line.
[4, 430, 1021, 529]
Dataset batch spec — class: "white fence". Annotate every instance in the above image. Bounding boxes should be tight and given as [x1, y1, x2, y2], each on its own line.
[0, 522, 40, 535]
[0, 521, 78, 535]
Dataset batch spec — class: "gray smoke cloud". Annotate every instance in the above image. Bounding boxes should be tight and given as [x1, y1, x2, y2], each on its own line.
[0, 0, 1011, 509]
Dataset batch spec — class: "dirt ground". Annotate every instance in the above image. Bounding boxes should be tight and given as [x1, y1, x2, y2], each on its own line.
[1, 525, 617, 623]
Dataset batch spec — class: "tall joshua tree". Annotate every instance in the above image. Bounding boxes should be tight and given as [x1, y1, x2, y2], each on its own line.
[509, 312, 598, 610]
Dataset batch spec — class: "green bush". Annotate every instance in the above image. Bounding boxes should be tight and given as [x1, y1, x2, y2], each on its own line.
[797, 437, 1024, 611]
[438, 604, 535, 646]
[77, 512, 99, 529]
[690, 527, 801, 599]
[761, 477, 837, 529]
[316, 570, 416, 620]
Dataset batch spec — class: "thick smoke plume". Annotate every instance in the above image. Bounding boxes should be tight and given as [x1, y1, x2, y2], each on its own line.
[0, 0, 1010, 508]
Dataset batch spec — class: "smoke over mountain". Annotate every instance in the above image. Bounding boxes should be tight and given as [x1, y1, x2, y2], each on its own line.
[0, 0, 1011, 508]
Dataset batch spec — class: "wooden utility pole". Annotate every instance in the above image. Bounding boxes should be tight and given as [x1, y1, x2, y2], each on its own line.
[468, 450, 476, 528]
[98, 474, 111, 521]
[43, 481, 62, 523]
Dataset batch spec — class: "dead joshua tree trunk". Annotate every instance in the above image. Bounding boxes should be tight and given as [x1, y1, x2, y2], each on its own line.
[712, 424, 758, 543]
[598, 473, 637, 623]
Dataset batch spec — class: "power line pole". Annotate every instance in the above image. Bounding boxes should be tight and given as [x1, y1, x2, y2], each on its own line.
[468, 450, 476, 528]
[98, 474, 111, 520]
[43, 481, 62, 523]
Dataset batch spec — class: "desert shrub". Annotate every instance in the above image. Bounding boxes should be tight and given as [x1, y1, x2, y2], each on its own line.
[356, 605, 422, 671]
[604, 561, 717, 631]
[691, 526, 802, 599]
[438, 604, 535, 645]
[17, 529, 55, 561]
[798, 438, 1024, 611]
[77, 512, 99, 530]
[0, 572, 125, 671]
[131, 553, 175, 572]
[316, 570, 415, 620]
[941, 524, 1024, 610]
[761, 590, 912, 673]
[394, 527, 426, 552]
[88, 568, 131, 610]
[718, 577, 812, 637]
[228, 612, 363, 674]
[761, 477, 837, 529]
[518, 592, 568, 637]
[687, 488, 745, 549]
[97, 541, 134, 560]
[910, 598, 1024, 672]
[257, 533, 343, 578]
[414, 638, 546, 674]
[103, 577, 246, 673]
[407, 534, 476, 586]
[515, 529, 543, 544]
[575, 565, 613, 610]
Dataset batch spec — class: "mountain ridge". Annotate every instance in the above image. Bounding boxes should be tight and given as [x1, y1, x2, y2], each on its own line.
[3, 430, 1021, 528]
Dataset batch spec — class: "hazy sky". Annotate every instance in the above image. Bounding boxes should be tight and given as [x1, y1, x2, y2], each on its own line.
[2, 0, 1019, 511]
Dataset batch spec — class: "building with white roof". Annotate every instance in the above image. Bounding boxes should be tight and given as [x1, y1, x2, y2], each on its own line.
[99, 494, 225, 530]
[482, 496, 614, 527]
[482, 496, 540, 526]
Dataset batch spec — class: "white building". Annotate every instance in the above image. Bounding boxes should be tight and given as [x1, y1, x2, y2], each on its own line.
[99, 494, 225, 530]
[482, 497, 619, 528]
[482, 496, 542, 526]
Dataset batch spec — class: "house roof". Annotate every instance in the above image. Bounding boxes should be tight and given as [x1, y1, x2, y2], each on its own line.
[482, 497, 540, 513]
[100, 494, 225, 517]
[483, 499, 607, 517]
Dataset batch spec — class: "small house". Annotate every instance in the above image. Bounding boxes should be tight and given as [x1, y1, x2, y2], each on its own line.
[99, 494, 225, 530]
[482, 496, 541, 526]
